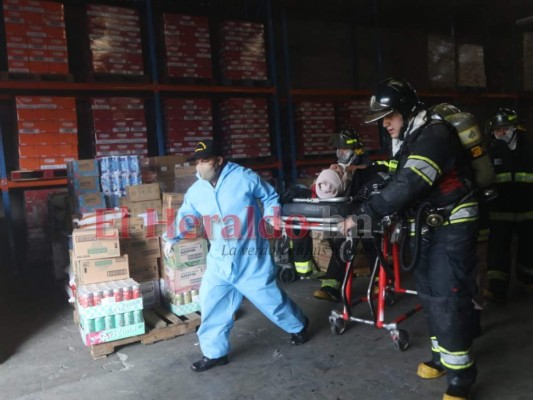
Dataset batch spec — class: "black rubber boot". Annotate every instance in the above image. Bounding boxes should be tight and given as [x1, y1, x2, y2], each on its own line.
[444, 365, 477, 400]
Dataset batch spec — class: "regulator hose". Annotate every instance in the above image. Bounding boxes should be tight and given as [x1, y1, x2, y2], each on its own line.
[400, 201, 432, 272]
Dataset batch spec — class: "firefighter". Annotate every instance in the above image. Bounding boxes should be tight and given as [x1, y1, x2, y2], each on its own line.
[289, 128, 370, 281]
[340, 78, 479, 400]
[485, 108, 533, 302]
[313, 129, 380, 301]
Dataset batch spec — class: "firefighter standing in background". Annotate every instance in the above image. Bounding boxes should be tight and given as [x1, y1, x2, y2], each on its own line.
[340, 78, 479, 400]
[314, 129, 380, 301]
[290, 129, 368, 280]
[290, 129, 380, 302]
[485, 108, 533, 302]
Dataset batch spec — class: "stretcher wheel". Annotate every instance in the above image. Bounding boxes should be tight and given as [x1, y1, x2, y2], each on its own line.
[278, 266, 296, 284]
[339, 241, 356, 263]
[391, 329, 409, 351]
[329, 317, 347, 335]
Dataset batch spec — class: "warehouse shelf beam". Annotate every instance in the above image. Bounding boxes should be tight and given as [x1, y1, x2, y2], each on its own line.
[0, 81, 277, 94]
[0, 120, 18, 273]
[265, 0, 285, 190]
[145, 0, 166, 156]
[280, 8, 298, 184]
[2, 179, 68, 190]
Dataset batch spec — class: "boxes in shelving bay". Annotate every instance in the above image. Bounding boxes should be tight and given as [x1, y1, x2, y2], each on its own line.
[163, 13, 213, 79]
[86, 3, 144, 76]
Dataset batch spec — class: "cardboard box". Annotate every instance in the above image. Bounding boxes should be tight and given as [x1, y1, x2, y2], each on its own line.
[113, 217, 145, 238]
[76, 192, 106, 213]
[69, 176, 100, 195]
[139, 279, 161, 309]
[121, 236, 161, 259]
[67, 159, 99, 177]
[162, 238, 207, 270]
[76, 255, 129, 284]
[124, 199, 162, 218]
[126, 182, 160, 202]
[160, 271, 202, 316]
[162, 192, 184, 209]
[162, 263, 205, 293]
[72, 228, 120, 260]
[129, 257, 159, 282]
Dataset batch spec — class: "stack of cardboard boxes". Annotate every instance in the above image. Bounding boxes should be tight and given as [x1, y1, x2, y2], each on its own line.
[296, 101, 335, 156]
[163, 14, 212, 79]
[71, 227, 146, 346]
[220, 98, 272, 159]
[164, 98, 213, 156]
[87, 4, 144, 76]
[16, 96, 78, 170]
[67, 159, 106, 215]
[219, 20, 267, 81]
[3, 0, 69, 74]
[160, 238, 207, 316]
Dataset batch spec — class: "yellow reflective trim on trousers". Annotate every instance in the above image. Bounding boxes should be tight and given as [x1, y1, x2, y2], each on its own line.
[408, 155, 442, 175]
[438, 346, 474, 370]
[515, 172, 533, 183]
[294, 261, 312, 274]
[487, 270, 509, 281]
[431, 337, 439, 352]
[409, 166, 433, 185]
[495, 172, 512, 183]
[376, 161, 389, 166]
[441, 359, 475, 370]
[321, 279, 341, 290]
[438, 346, 471, 356]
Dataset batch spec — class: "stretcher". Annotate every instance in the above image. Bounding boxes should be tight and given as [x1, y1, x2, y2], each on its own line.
[277, 196, 422, 351]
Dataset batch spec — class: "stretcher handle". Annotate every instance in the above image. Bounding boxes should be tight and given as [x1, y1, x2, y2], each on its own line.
[292, 197, 354, 204]
[280, 223, 341, 232]
[281, 216, 343, 224]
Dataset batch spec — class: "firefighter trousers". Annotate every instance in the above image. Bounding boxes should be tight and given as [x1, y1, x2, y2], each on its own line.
[487, 219, 533, 290]
[414, 221, 479, 387]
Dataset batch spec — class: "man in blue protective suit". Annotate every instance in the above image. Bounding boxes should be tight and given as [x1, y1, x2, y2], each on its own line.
[163, 139, 309, 373]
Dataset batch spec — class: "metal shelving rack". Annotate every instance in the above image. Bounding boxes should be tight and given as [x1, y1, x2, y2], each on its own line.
[0, 0, 286, 272]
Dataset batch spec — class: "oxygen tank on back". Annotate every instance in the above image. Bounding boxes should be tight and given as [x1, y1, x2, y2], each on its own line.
[429, 104, 496, 200]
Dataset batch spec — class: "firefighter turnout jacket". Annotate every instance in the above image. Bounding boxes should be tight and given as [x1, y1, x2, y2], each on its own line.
[489, 133, 533, 222]
[356, 110, 479, 387]
[359, 111, 478, 222]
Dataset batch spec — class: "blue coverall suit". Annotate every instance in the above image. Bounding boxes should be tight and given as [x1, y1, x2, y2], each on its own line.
[168, 162, 307, 359]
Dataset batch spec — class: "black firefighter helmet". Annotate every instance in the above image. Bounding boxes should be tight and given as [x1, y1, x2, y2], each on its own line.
[327, 128, 364, 155]
[364, 77, 422, 123]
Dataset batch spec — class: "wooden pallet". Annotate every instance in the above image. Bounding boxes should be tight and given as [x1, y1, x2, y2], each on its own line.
[0, 71, 73, 82]
[10, 168, 67, 181]
[89, 307, 201, 360]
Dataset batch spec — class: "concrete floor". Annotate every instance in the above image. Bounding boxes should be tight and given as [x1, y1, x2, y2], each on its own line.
[1, 272, 532, 400]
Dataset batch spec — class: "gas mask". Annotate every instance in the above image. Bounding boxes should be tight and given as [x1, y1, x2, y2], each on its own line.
[494, 127, 517, 150]
[196, 161, 219, 181]
[495, 127, 515, 143]
[336, 149, 356, 164]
